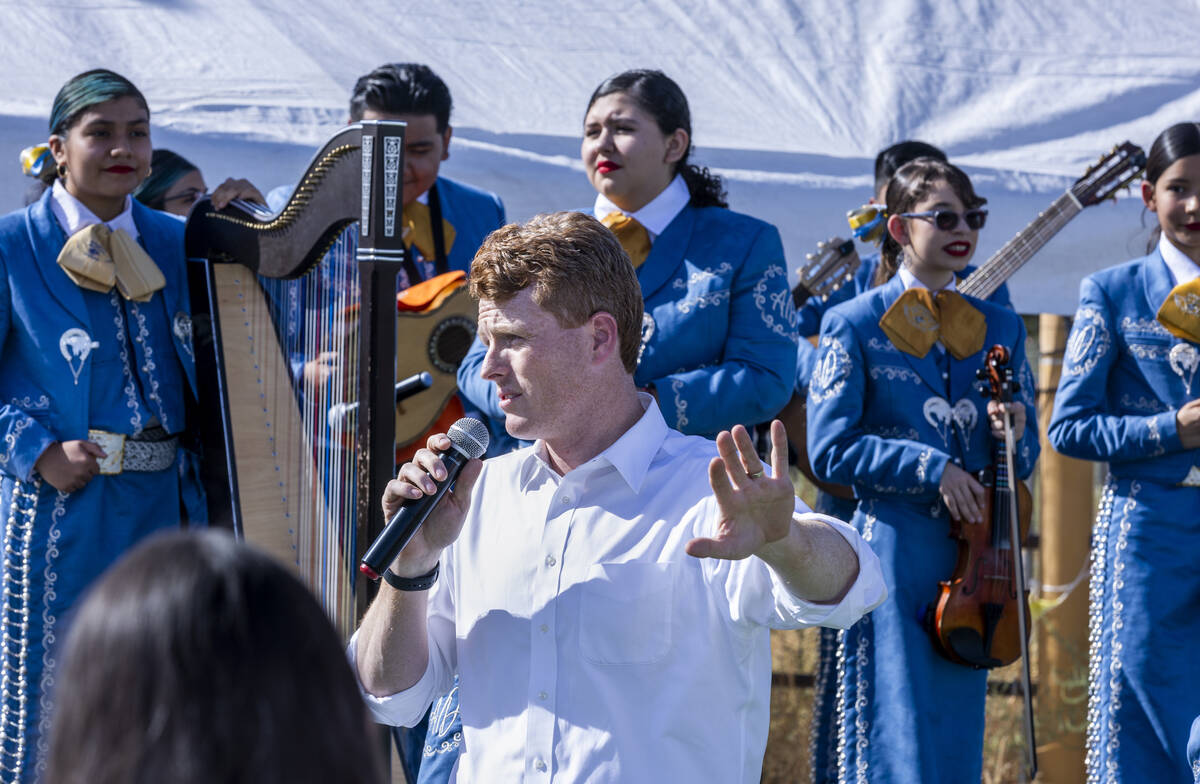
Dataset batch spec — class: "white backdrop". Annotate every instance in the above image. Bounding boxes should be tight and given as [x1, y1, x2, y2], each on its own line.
[2, 0, 1198, 313]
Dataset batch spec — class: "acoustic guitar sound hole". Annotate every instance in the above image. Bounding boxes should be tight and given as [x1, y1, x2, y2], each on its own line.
[429, 316, 477, 374]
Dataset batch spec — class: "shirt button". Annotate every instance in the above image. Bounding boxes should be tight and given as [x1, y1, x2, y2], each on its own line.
[538, 691, 548, 701]
[534, 759, 547, 772]
[941, 371, 949, 379]
[544, 555, 557, 567]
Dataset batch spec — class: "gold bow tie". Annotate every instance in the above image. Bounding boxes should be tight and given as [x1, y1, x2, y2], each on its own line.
[56, 224, 165, 302]
[1157, 278, 1200, 344]
[401, 201, 456, 262]
[879, 288, 986, 360]
[601, 211, 651, 268]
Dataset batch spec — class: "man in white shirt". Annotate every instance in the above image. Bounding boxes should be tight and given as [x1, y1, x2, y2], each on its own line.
[352, 211, 886, 783]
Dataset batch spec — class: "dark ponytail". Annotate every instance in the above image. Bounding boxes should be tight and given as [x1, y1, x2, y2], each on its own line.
[1143, 122, 1200, 252]
[875, 159, 985, 287]
[586, 69, 727, 209]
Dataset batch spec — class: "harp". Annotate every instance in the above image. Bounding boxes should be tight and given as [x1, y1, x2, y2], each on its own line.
[184, 121, 406, 636]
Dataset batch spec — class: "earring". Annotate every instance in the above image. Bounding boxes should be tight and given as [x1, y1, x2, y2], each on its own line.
[146, 166, 153, 178]
[56, 163, 67, 179]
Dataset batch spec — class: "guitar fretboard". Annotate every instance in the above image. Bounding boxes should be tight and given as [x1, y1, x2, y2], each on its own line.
[960, 191, 1083, 300]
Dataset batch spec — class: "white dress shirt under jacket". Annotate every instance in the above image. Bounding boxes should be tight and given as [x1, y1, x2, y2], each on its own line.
[592, 173, 689, 241]
[353, 396, 886, 783]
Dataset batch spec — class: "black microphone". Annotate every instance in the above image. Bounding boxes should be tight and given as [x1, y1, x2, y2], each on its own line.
[359, 417, 489, 581]
[328, 371, 434, 428]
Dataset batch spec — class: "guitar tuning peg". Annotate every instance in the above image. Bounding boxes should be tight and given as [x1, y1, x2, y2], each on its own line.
[805, 252, 816, 260]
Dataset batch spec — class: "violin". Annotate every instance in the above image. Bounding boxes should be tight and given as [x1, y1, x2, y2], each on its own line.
[923, 344, 1038, 778]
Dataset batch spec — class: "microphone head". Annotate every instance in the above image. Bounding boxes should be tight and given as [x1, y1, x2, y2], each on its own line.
[447, 417, 489, 460]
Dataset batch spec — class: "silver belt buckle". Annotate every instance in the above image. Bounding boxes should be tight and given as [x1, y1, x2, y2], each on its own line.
[88, 429, 126, 475]
[1180, 466, 1200, 487]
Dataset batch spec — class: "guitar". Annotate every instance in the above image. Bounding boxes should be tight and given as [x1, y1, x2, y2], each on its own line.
[792, 237, 862, 308]
[960, 142, 1146, 298]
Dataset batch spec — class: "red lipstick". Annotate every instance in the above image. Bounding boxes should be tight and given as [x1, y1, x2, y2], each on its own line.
[596, 161, 620, 174]
[105, 165, 135, 174]
[943, 242, 971, 258]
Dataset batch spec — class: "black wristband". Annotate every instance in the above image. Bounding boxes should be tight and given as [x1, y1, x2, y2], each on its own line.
[382, 563, 439, 591]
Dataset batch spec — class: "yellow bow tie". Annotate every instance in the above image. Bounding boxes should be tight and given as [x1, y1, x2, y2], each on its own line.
[1157, 278, 1200, 344]
[601, 211, 651, 268]
[56, 224, 165, 302]
[879, 288, 987, 360]
[401, 201, 456, 262]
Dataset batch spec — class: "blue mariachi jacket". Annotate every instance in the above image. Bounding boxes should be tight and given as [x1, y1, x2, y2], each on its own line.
[806, 274, 1038, 502]
[423, 176, 505, 276]
[1049, 251, 1200, 482]
[456, 204, 799, 440]
[795, 252, 1012, 392]
[0, 191, 197, 480]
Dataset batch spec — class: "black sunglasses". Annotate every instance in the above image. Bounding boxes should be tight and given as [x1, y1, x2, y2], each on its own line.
[899, 208, 988, 231]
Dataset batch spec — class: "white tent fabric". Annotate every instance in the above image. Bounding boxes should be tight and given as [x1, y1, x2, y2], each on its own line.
[2, 0, 1198, 313]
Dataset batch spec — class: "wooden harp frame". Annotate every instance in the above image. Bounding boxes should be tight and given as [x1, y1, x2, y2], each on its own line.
[184, 121, 406, 628]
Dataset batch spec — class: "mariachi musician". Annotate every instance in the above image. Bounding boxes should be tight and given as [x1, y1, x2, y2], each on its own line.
[806, 158, 1038, 783]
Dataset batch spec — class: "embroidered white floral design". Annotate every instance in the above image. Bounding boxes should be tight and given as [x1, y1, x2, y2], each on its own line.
[111, 293, 144, 434]
[868, 365, 921, 385]
[671, 262, 732, 290]
[676, 290, 730, 314]
[1146, 415, 1164, 456]
[35, 491, 67, 776]
[1066, 307, 1110, 377]
[1120, 316, 1171, 337]
[1126, 342, 1166, 361]
[670, 378, 688, 429]
[1118, 394, 1167, 414]
[1172, 291, 1200, 317]
[922, 396, 978, 446]
[637, 312, 655, 364]
[130, 302, 169, 432]
[811, 336, 850, 403]
[1, 418, 34, 467]
[866, 337, 899, 353]
[8, 395, 50, 411]
[916, 448, 933, 482]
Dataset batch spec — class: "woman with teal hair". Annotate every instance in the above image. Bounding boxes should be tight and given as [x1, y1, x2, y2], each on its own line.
[0, 68, 255, 781]
[133, 148, 207, 216]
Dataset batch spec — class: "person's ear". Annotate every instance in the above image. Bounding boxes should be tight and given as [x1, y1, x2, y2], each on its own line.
[1141, 180, 1156, 212]
[663, 128, 688, 166]
[48, 135, 66, 165]
[441, 126, 453, 162]
[886, 213, 910, 247]
[589, 311, 619, 364]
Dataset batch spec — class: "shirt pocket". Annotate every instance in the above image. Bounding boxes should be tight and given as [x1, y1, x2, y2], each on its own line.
[580, 561, 674, 665]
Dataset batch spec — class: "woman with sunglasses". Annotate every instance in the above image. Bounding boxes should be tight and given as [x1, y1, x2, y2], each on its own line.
[0, 69, 260, 781]
[457, 69, 797, 450]
[806, 158, 1039, 782]
[1048, 122, 1200, 780]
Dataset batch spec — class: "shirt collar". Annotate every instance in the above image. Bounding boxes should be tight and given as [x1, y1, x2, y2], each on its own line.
[592, 174, 689, 240]
[1158, 233, 1200, 286]
[898, 263, 957, 293]
[50, 179, 139, 241]
[522, 392, 668, 494]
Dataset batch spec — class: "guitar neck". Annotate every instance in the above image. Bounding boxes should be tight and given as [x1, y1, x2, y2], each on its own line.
[960, 191, 1083, 300]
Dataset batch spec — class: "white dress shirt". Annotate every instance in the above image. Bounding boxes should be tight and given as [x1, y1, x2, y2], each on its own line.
[50, 179, 140, 241]
[592, 174, 689, 241]
[353, 396, 886, 783]
[1159, 232, 1200, 286]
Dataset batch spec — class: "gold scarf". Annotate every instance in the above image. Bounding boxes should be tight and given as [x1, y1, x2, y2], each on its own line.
[56, 224, 165, 302]
[879, 288, 986, 360]
[1157, 277, 1200, 344]
[401, 201, 456, 262]
[601, 211, 651, 268]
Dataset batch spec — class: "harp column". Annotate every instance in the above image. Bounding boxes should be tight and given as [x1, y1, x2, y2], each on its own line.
[355, 120, 407, 615]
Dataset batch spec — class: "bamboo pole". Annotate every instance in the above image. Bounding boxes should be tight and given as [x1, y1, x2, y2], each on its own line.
[1034, 314, 1093, 783]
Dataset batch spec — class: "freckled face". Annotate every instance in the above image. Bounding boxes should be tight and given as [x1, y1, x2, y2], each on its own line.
[476, 288, 594, 446]
[49, 95, 151, 220]
[1144, 153, 1200, 265]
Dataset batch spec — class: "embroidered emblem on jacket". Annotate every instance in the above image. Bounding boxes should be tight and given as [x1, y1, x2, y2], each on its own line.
[1066, 307, 1109, 376]
[173, 311, 194, 359]
[58, 328, 100, 386]
[922, 396, 978, 446]
[1168, 342, 1199, 395]
[811, 336, 850, 403]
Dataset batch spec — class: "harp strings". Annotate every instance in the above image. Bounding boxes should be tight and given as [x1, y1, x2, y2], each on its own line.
[258, 226, 362, 637]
